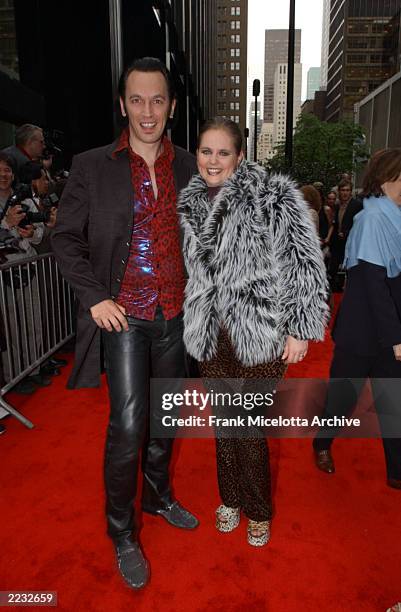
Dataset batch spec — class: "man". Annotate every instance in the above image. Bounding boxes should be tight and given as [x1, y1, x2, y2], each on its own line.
[3, 124, 45, 179]
[52, 58, 198, 590]
[328, 178, 362, 292]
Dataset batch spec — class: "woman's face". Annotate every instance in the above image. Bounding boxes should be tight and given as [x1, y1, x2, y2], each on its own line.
[326, 192, 336, 207]
[382, 173, 401, 206]
[0, 160, 14, 193]
[197, 128, 243, 187]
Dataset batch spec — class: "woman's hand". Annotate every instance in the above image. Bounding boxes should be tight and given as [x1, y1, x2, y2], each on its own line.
[282, 336, 308, 364]
[393, 344, 401, 361]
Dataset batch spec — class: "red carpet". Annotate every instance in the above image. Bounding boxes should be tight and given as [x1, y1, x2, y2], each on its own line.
[1, 307, 401, 611]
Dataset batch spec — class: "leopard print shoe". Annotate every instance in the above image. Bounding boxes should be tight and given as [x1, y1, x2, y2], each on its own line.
[215, 505, 240, 533]
[247, 520, 270, 546]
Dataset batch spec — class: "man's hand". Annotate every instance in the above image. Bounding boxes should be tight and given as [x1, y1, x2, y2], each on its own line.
[17, 224, 35, 239]
[393, 344, 401, 361]
[282, 336, 308, 364]
[5, 205, 26, 228]
[90, 299, 128, 332]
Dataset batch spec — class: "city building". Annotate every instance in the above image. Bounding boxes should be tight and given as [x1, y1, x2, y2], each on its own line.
[215, 0, 248, 132]
[257, 121, 274, 163]
[355, 69, 401, 153]
[307, 67, 321, 100]
[326, 0, 401, 122]
[248, 100, 261, 161]
[301, 90, 327, 121]
[272, 62, 302, 146]
[0, 0, 222, 157]
[263, 29, 301, 122]
[320, 0, 330, 90]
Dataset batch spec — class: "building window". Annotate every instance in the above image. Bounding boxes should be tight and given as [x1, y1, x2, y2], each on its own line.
[231, 7, 236, 15]
[217, 62, 227, 71]
[218, 102, 227, 111]
[217, 48, 226, 59]
[235, 48, 240, 57]
[235, 20, 240, 29]
[218, 34, 227, 44]
[230, 88, 240, 97]
[235, 62, 240, 70]
[230, 75, 240, 84]
[235, 7, 240, 15]
[217, 76, 227, 87]
[235, 115, 240, 123]
[230, 62, 235, 70]
[218, 89, 227, 98]
[230, 48, 235, 57]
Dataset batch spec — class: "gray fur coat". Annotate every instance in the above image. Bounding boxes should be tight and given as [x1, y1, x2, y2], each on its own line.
[178, 160, 329, 365]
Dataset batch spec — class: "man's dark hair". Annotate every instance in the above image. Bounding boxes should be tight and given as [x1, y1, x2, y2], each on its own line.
[0, 152, 16, 174]
[19, 161, 43, 184]
[118, 57, 176, 102]
[338, 178, 353, 190]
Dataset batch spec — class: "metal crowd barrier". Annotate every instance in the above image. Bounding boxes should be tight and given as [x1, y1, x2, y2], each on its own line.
[0, 253, 75, 428]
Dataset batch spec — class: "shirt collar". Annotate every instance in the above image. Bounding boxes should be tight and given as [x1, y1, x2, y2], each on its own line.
[112, 129, 175, 165]
[17, 145, 32, 160]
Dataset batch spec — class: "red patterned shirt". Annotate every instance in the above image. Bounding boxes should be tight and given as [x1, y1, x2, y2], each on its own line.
[114, 130, 185, 320]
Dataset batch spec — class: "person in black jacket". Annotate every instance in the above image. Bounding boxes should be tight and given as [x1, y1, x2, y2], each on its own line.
[313, 149, 401, 489]
[328, 178, 362, 291]
[52, 58, 198, 590]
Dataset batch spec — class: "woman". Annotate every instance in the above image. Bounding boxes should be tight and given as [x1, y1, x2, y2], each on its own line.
[313, 148, 401, 489]
[179, 118, 328, 546]
[300, 184, 321, 234]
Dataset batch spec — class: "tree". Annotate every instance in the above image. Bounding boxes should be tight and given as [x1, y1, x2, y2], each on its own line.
[265, 114, 369, 190]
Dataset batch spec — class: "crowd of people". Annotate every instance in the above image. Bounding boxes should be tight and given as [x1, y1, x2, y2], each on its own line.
[1, 57, 401, 594]
[0, 125, 69, 435]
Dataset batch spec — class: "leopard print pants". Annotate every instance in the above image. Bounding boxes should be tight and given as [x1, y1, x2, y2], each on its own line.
[200, 328, 286, 522]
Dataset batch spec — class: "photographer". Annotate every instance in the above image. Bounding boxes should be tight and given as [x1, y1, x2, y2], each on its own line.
[19, 160, 58, 254]
[2, 124, 45, 181]
[1, 157, 45, 259]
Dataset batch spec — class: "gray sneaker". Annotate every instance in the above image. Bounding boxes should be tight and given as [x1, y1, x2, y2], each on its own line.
[114, 542, 149, 590]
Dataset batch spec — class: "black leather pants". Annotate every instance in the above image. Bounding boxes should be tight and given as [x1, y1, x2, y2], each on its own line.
[102, 308, 185, 544]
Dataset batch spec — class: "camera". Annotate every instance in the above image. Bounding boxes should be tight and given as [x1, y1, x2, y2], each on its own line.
[18, 204, 50, 228]
[0, 228, 21, 263]
[0, 183, 50, 228]
[41, 192, 59, 210]
[42, 128, 63, 160]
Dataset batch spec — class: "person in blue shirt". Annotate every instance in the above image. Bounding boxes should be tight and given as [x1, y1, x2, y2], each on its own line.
[313, 148, 401, 489]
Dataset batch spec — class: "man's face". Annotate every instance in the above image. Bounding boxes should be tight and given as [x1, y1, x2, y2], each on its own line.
[120, 70, 175, 148]
[27, 130, 45, 159]
[0, 161, 14, 192]
[339, 185, 352, 204]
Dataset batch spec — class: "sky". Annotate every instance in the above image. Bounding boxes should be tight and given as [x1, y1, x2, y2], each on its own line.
[247, 0, 324, 112]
